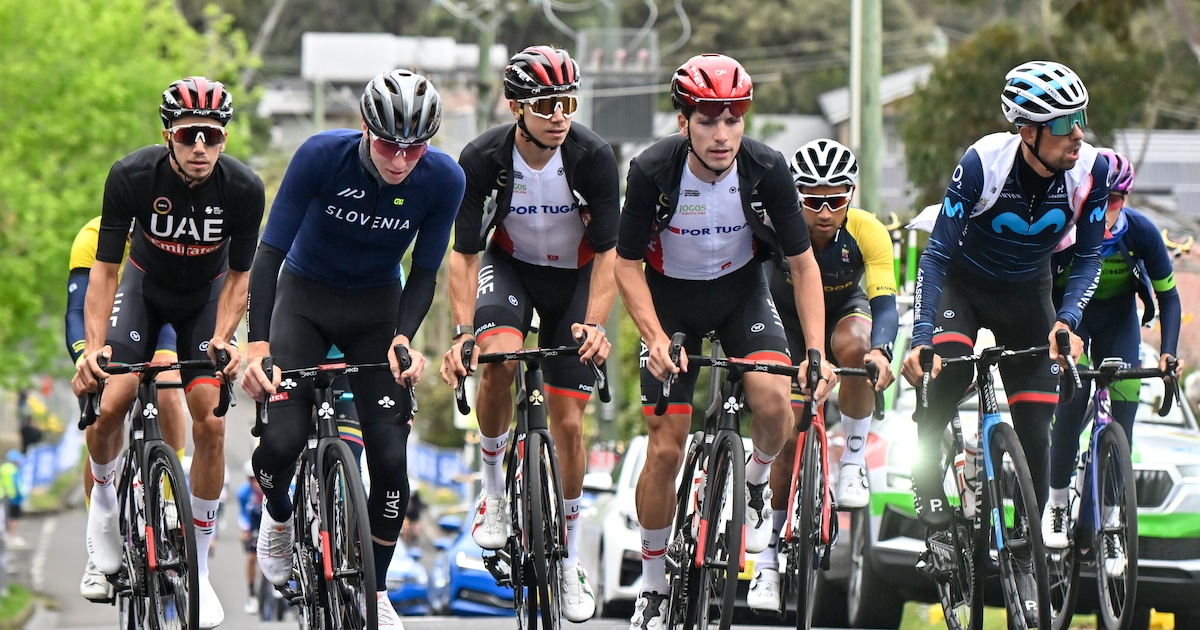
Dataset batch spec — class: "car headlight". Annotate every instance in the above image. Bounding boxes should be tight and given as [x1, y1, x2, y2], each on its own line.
[1176, 464, 1200, 484]
[455, 551, 488, 572]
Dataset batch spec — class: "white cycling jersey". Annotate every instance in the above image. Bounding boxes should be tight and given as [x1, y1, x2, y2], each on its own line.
[492, 148, 588, 269]
[647, 161, 753, 280]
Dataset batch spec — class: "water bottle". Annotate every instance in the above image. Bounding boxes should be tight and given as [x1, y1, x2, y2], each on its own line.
[689, 466, 704, 540]
[962, 431, 980, 518]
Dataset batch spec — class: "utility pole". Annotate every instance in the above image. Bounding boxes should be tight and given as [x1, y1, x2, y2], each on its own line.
[435, 0, 507, 134]
[851, 0, 883, 216]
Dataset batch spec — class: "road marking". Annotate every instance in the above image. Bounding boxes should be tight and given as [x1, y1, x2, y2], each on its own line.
[31, 516, 55, 591]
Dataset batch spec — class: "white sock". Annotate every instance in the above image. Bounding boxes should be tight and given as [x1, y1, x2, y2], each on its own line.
[746, 446, 777, 486]
[563, 496, 581, 569]
[757, 511, 789, 570]
[191, 496, 221, 577]
[640, 526, 671, 594]
[89, 458, 120, 513]
[479, 432, 509, 496]
[839, 413, 872, 467]
[1049, 487, 1069, 507]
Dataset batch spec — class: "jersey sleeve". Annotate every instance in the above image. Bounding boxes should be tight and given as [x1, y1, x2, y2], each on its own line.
[761, 156, 811, 257]
[579, 142, 621, 253]
[226, 168, 266, 272]
[615, 157, 659, 261]
[912, 148, 983, 348]
[451, 141, 491, 255]
[97, 161, 138, 264]
[68, 218, 101, 271]
[849, 210, 897, 300]
[1130, 210, 1181, 356]
[1054, 161, 1108, 330]
[410, 155, 466, 273]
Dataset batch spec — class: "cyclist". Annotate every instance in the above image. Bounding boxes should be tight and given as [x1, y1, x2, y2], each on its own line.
[748, 139, 898, 610]
[236, 459, 264, 615]
[72, 76, 265, 629]
[240, 69, 464, 630]
[66, 215, 194, 603]
[1043, 149, 1184, 564]
[438, 45, 618, 623]
[614, 53, 836, 630]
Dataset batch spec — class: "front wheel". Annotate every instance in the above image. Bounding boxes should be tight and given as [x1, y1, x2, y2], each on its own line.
[793, 428, 823, 630]
[144, 443, 199, 630]
[666, 434, 704, 630]
[526, 431, 565, 630]
[695, 432, 744, 630]
[1094, 426, 1138, 630]
[928, 433, 982, 630]
[318, 442, 376, 630]
[986, 423, 1051, 630]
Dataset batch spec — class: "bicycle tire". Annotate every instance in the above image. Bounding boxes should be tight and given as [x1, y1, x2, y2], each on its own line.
[667, 434, 705, 629]
[143, 443, 199, 630]
[1094, 426, 1138, 630]
[985, 422, 1051, 630]
[793, 427, 823, 630]
[928, 431, 982, 630]
[318, 442, 377, 630]
[1047, 521, 1081, 630]
[524, 431, 565, 630]
[505, 438, 529, 630]
[695, 432, 744, 630]
[118, 454, 148, 630]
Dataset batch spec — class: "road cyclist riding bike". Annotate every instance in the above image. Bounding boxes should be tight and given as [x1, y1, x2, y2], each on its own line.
[240, 68, 465, 630]
[749, 138, 898, 616]
[451, 337, 610, 630]
[72, 75, 266, 629]
[439, 44, 619, 623]
[1046, 337, 1183, 630]
[80, 351, 234, 630]
[613, 52, 836, 630]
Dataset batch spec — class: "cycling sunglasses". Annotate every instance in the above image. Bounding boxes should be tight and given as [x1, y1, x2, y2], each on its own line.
[801, 192, 852, 213]
[521, 95, 578, 119]
[692, 99, 752, 119]
[1044, 110, 1087, 136]
[168, 124, 227, 146]
[369, 133, 429, 160]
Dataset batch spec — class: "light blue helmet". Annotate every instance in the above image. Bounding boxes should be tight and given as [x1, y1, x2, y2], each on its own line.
[1001, 61, 1088, 125]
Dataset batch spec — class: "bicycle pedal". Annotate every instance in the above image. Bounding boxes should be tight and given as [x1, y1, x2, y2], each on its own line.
[482, 551, 514, 586]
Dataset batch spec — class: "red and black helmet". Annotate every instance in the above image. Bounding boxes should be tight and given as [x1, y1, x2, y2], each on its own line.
[504, 46, 581, 100]
[671, 53, 753, 113]
[160, 76, 234, 127]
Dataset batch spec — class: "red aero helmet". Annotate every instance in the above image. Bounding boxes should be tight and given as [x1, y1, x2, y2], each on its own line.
[671, 53, 753, 114]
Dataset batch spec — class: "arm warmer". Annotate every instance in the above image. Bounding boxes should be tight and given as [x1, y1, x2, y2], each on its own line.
[868, 294, 900, 353]
[65, 269, 90, 363]
[246, 243, 288, 343]
[395, 266, 438, 340]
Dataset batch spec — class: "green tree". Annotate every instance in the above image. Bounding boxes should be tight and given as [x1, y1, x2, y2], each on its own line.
[0, 0, 253, 384]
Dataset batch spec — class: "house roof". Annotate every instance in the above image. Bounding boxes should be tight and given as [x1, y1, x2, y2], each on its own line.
[818, 64, 933, 124]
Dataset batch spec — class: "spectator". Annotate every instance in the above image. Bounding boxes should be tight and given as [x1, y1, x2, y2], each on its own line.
[0, 451, 25, 549]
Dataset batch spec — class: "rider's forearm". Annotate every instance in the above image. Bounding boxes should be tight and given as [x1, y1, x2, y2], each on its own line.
[83, 262, 120, 354]
[583, 249, 618, 325]
[215, 269, 250, 343]
[448, 250, 480, 329]
[614, 257, 665, 344]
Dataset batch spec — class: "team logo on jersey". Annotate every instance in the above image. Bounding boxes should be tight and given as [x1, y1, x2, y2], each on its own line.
[130, 331, 141, 342]
[337, 188, 366, 199]
[750, 322, 765, 333]
[378, 396, 396, 409]
[683, 189, 699, 197]
[991, 209, 1066, 236]
[557, 167, 564, 176]
[942, 309, 955, 319]
[679, 204, 706, 215]
[204, 206, 224, 215]
[729, 186, 738, 195]
[508, 295, 519, 307]
[942, 198, 965, 219]
[153, 197, 172, 214]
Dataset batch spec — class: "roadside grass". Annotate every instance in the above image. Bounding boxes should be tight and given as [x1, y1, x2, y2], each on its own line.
[903, 602, 1177, 629]
[0, 584, 33, 629]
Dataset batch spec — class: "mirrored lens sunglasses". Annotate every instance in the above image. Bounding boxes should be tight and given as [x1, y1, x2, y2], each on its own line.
[169, 124, 227, 146]
[801, 192, 852, 212]
[370, 133, 429, 160]
[521, 95, 578, 119]
[693, 99, 751, 119]
[1045, 110, 1087, 136]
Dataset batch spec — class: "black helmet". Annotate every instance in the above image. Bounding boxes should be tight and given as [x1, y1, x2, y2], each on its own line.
[360, 70, 443, 144]
[160, 77, 234, 127]
[503, 46, 580, 100]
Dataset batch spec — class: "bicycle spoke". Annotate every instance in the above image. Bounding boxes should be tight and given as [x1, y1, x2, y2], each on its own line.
[988, 424, 1050, 630]
[1095, 428, 1137, 630]
[696, 434, 742, 630]
[145, 445, 198, 630]
[320, 446, 376, 630]
[667, 438, 703, 630]
[925, 438, 981, 630]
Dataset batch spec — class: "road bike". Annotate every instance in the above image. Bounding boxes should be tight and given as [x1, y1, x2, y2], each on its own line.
[454, 340, 609, 630]
[777, 356, 883, 630]
[1048, 350, 1182, 630]
[80, 351, 234, 630]
[253, 346, 414, 630]
[914, 340, 1053, 630]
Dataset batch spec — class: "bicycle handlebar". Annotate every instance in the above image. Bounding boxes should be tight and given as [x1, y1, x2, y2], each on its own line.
[453, 340, 610, 415]
[654, 332, 687, 416]
[1074, 357, 1182, 418]
[1055, 329, 1081, 405]
[79, 349, 234, 430]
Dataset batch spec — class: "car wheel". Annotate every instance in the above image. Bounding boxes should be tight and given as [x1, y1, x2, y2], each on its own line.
[845, 509, 904, 628]
[1128, 607, 1152, 630]
[594, 541, 607, 618]
[812, 575, 850, 628]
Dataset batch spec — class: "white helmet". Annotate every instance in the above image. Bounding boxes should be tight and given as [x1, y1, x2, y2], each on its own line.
[1001, 61, 1088, 125]
[790, 139, 859, 188]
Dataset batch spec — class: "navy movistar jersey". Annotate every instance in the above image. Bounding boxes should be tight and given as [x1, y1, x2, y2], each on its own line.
[912, 143, 1107, 348]
[261, 129, 465, 289]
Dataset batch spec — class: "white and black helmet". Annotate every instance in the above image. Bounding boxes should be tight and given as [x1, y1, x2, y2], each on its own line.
[360, 69, 442, 144]
[1001, 61, 1088, 125]
[790, 139, 859, 188]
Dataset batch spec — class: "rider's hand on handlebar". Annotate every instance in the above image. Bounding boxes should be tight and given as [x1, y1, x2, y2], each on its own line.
[73, 346, 113, 396]
[901, 345, 941, 387]
[864, 350, 896, 390]
[241, 342, 278, 402]
[208, 336, 242, 382]
[647, 333, 685, 382]
[1161, 353, 1184, 379]
[439, 335, 477, 389]
[390, 336, 424, 387]
[799, 357, 838, 402]
[572, 323, 612, 365]
[1047, 322, 1082, 368]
